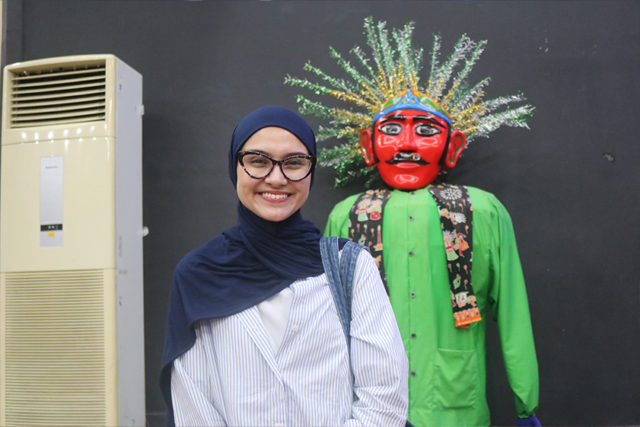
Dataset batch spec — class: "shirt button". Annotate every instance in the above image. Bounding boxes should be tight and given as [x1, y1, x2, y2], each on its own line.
[410, 371, 417, 377]
[291, 325, 299, 332]
[410, 191, 415, 195]
[410, 333, 417, 339]
[408, 251, 414, 256]
[408, 215, 414, 221]
[410, 292, 416, 298]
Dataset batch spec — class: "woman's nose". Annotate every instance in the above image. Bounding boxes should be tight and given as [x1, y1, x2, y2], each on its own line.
[265, 163, 288, 185]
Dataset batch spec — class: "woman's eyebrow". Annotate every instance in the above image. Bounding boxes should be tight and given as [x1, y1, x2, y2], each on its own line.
[245, 149, 309, 157]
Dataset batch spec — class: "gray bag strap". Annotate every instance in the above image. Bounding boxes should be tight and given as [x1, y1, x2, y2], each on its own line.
[320, 237, 413, 427]
[319, 236, 362, 350]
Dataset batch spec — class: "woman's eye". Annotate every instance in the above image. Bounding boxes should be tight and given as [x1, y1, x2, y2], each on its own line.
[283, 158, 311, 170]
[284, 159, 304, 168]
[247, 156, 269, 167]
[415, 124, 440, 137]
[379, 123, 402, 135]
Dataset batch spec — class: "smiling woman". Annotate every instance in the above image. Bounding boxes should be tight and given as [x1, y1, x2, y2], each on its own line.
[236, 127, 312, 222]
[160, 105, 408, 427]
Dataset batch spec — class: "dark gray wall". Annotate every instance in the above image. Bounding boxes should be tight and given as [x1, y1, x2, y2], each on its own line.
[3, 1, 639, 425]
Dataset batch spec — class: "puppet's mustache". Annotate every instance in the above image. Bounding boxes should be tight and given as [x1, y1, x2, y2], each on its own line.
[386, 152, 428, 165]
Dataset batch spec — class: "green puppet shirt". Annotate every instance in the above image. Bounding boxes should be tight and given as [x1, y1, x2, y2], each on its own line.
[325, 186, 539, 427]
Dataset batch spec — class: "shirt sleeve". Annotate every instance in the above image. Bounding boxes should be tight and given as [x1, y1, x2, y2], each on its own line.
[170, 328, 227, 426]
[345, 249, 409, 427]
[488, 198, 540, 417]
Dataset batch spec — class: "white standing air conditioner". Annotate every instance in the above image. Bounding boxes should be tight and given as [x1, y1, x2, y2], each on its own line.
[0, 55, 145, 426]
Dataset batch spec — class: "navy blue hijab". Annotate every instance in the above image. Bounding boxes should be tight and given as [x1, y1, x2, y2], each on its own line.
[160, 106, 325, 424]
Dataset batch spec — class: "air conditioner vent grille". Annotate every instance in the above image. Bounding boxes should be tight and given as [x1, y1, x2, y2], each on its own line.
[3, 269, 107, 426]
[9, 62, 107, 128]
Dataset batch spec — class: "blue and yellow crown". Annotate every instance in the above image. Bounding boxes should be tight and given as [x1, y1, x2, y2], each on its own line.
[373, 89, 452, 125]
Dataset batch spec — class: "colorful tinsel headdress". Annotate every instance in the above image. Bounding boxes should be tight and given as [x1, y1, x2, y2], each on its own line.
[284, 17, 534, 187]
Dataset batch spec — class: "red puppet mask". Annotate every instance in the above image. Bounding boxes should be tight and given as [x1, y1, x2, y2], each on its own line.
[359, 89, 466, 190]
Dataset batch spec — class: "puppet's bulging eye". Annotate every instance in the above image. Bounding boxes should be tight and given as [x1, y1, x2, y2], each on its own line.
[415, 124, 440, 137]
[380, 123, 402, 135]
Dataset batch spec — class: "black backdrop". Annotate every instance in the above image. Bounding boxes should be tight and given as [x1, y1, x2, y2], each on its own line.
[2, 1, 639, 425]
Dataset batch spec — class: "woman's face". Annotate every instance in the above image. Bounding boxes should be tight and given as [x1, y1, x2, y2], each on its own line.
[236, 127, 312, 222]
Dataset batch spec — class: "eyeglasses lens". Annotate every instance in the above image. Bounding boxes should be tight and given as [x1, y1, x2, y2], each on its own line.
[242, 153, 313, 181]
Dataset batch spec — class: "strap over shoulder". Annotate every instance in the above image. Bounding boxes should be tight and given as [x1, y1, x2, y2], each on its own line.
[319, 237, 364, 346]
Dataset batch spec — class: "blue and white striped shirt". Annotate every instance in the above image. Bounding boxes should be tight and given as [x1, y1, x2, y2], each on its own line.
[171, 249, 408, 426]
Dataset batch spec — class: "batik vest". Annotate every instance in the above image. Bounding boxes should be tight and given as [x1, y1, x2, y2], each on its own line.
[348, 184, 481, 328]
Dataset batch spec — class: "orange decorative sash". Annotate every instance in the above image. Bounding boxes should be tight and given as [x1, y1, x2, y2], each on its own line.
[428, 184, 481, 328]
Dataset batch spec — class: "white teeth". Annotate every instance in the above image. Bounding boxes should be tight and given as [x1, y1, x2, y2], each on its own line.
[262, 192, 288, 200]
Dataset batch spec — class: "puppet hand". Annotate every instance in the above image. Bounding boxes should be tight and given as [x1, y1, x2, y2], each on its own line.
[517, 415, 541, 426]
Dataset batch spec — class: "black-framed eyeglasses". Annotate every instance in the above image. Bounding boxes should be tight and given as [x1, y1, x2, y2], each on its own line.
[238, 150, 316, 182]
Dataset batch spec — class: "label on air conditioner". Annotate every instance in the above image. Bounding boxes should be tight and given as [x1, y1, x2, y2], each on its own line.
[40, 156, 64, 247]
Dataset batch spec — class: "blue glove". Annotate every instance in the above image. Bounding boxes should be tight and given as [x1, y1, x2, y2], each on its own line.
[517, 415, 541, 426]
